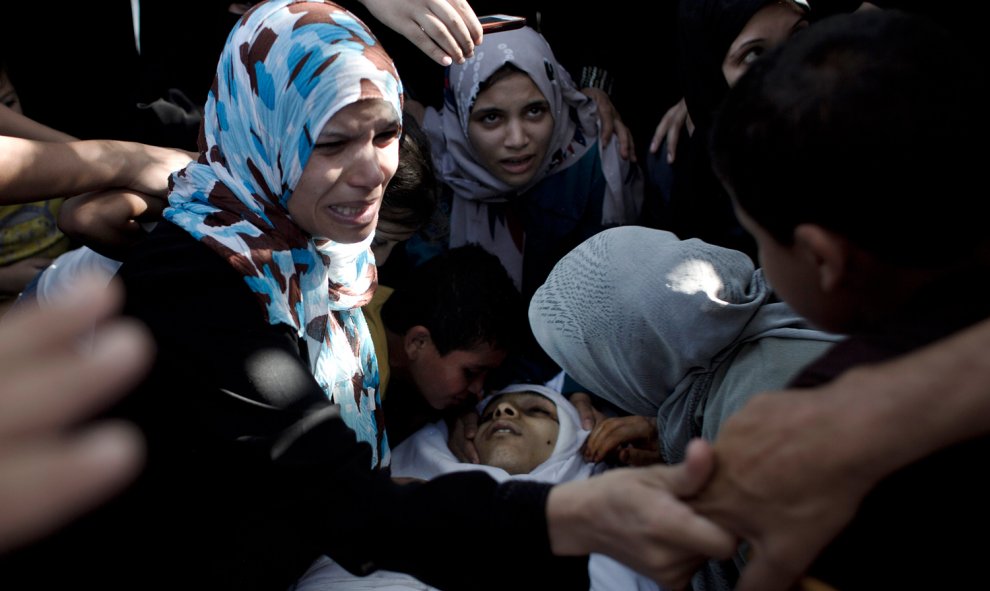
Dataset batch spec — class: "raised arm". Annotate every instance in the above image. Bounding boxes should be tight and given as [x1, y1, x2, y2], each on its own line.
[356, 0, 482, 66]
[0, 278, 150, 553]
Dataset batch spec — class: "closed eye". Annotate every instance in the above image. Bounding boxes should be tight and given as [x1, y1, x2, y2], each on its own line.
[375, 126, 401, 146]
[314, 140, 346, 153]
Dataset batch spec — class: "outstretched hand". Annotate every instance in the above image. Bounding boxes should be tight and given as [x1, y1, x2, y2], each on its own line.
[120, 142, 195, 197]
[0, 278, 151, 552]
[583, 415, 662, 466]
[358, 0, 482, 66]
[690, 386, 879, 591]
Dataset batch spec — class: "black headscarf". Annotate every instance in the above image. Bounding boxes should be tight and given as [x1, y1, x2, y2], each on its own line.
[677, 0, 770, 130]
[665, 0, 778, 259]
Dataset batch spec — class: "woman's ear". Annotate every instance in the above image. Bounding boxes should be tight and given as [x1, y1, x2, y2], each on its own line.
[793, 224, 850, 293]
[403, 325, 432, 361]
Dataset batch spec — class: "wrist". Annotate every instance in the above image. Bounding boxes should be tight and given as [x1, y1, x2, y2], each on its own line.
[546, 481, 593, 556]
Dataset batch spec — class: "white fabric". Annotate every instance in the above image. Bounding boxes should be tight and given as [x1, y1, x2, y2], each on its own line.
[292, 383, 614, 591]
[34, 247, 122, 307]
[390, 383, 594, 484]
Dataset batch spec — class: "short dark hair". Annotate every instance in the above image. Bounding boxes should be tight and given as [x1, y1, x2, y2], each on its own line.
[381, 244, 523, 355]
[379, 112, 438, 231]
[711, 10, 988, 266]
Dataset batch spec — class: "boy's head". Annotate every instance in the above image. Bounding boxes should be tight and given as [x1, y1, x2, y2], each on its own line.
[373, 113, 438, 265]
[711, 10, 988, 331]
[381, 245, 523, 409]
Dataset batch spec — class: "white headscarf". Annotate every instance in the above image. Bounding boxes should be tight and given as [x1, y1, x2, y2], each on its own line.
[291, 384, 603, 591]
[390, 383, 600, 483]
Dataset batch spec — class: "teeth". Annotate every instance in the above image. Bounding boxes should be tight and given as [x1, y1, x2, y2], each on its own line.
[330, 205, 361, 216]
[495, 428, 513, 434]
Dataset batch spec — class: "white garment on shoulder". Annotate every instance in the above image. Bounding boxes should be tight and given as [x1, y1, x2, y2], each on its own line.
[34, 246, 122, 307]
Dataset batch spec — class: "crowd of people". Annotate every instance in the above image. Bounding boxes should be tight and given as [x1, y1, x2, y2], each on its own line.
[1, 1, 987, 590]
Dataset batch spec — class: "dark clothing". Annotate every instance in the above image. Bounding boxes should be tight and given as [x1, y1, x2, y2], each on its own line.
[651, 0, 770, 261]
[0, 222, 588, 590]
[794, 273, 990, 590]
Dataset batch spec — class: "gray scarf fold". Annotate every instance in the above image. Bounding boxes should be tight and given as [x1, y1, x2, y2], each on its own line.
[529, 226, 841, 461]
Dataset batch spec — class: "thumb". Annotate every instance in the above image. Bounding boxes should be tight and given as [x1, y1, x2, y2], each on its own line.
[463, 412, 478, 439]
[676, 438, 716, 497]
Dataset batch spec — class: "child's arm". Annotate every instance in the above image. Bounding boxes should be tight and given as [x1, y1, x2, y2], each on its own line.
[0, 257, 52, 296]
[0, 135, 192, 205]
[58, 190, 166, 259]
[0, 103, 76, 143]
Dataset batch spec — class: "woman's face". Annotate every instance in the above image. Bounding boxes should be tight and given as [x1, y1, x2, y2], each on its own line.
[475, 392, 560, 475]
[722, 1, 808, 87]
[289, 99, 401, 243]
[467, 71, 554, 189]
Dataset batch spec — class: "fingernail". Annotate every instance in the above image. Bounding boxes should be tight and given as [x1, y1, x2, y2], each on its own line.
[441, 56, 452, 67]
[582, 419, 593, 430]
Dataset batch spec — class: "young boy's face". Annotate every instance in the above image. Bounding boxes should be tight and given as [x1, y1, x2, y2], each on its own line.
[407, 338, 508, 410]
[734, 203, 833, 330]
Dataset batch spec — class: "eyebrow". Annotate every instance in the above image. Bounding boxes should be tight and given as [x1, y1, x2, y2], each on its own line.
[319, 115, 401, 139]
[470, 106, 503, 118]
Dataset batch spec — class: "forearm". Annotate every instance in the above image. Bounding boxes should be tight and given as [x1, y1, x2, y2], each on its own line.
[835, 317, 990, 480]
[0, 137, 138, 202]
[0, 104, 76, 142]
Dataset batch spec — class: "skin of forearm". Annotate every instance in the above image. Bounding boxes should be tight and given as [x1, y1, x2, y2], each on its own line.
[0, 104, 77, 143]
[832, 317, 990, 481]
[0, 137, 133, 203]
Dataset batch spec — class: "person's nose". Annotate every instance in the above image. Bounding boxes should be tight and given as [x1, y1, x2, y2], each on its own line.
[466, 373, 486, 399]
[345, 141, 386, 188]
[493, 400, 518, 418]
[504, 119, 528, 150]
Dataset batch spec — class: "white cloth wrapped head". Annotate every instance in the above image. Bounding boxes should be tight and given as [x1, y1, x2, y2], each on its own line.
[390, 383, 599, 484]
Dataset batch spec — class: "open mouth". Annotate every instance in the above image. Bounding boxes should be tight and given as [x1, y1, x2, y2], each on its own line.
[488, 420, 520, 436]
[326, 201, 377, 225]
[499, 155, 535, 175]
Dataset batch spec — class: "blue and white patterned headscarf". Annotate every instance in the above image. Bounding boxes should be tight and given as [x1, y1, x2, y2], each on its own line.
[164, 0, 402, 468]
